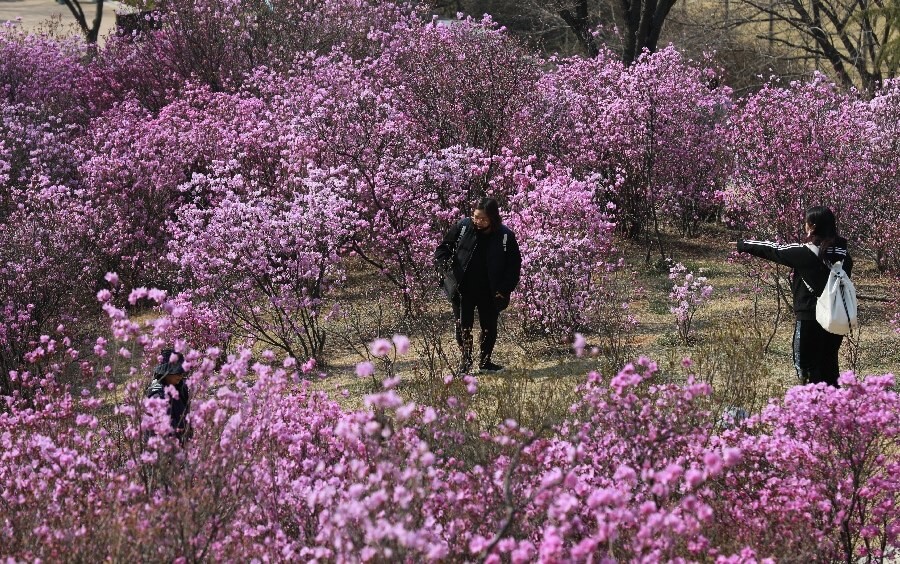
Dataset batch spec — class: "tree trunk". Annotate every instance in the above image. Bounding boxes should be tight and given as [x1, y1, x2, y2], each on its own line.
[622, 0, 679, 64]
[558, 0, 600, 57]
[61, 0, 104, 44]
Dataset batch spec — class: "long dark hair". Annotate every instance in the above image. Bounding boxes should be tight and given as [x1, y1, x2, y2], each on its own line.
[475, 197, 502, 232]
[805, 205, 838, 257]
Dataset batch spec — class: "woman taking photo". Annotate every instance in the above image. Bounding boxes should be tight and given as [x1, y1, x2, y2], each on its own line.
[735, 206, 853, 387]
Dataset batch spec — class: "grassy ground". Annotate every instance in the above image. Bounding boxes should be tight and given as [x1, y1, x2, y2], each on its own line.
[111, 222, 898, 427]
[311, 223, 900, 421]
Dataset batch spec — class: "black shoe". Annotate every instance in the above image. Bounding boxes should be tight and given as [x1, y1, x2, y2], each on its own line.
[457, 360, 473, 374]
[479, 360, 504, 372]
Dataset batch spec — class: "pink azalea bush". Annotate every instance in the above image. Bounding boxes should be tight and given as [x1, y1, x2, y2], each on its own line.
[504, 165, 617, 339]
[525, 46, 730, 247]
[4, 302, 900, 560]
[383, 14, 541, 155]
[75, 88, 282, 289]
[707, 374, 900, 561]
[0, 25, 90, 114]
[3, 3, 900, 558]
[720, 75, 874, 244]
[865, 79, 900, 273]
[668, 261, 714, 344]
[169, 180, 356, 361]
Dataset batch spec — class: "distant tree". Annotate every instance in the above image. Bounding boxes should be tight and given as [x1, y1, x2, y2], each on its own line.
[431, 0, 680, 64]
[873, 0, 900, 74]
[734, 0, 899, 91]
[59, 0, 105, 44]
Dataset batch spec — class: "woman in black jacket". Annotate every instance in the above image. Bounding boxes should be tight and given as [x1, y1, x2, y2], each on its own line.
[435, 198, 522, 374]
[736, 206, 853, 387]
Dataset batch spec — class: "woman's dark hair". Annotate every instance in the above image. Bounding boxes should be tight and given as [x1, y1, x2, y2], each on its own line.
[805, 205, 838, 257]
[475, 197, 502, 231]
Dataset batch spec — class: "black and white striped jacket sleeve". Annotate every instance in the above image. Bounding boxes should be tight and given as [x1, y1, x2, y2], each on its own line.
[736, 240, 811, 269]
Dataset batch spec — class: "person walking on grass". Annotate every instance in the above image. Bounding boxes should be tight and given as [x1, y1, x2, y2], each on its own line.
[435, 197, 522, 374]
[735, 206, 853, 387]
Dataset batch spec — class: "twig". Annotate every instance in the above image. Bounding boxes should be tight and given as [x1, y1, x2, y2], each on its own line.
[479, 425, 551, 561]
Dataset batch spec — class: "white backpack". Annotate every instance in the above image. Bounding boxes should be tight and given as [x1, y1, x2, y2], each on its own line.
[801, 243, 858, 335]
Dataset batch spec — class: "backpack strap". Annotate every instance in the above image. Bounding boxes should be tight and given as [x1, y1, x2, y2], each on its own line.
[799, 243, 831, 296]
[806, 242, 845, 270]
[452, 218, 470, 265]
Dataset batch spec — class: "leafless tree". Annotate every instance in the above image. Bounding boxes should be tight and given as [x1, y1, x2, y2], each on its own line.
[732, 0, 899, 91]
[431, 0, 681, 64]
[871, 0, 900, 73]
[59, 0, 106, 44]
[661, 0, 816, 94]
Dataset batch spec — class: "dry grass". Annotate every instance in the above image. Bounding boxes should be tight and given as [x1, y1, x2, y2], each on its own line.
[99, 223, 899, 421]
[312, 223, 900, 418]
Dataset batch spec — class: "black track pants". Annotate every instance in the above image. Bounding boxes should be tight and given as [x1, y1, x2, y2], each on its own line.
[793, 319, 844, 387]
[452, 290, 499, 364]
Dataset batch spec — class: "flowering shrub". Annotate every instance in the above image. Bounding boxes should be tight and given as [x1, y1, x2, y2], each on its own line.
[90, 0, 422, 105]
[5, 300, 900, 560]
[668, 261, 713, 344]
[383, 14, 541, 155]
[169, 180, 356, 362]
[525, 46, 730, 252]
[75, 89, 281, 289]
[0, 25, 89, 115]
[0, 202, 100, 390]
[504, 165, 618, 341]
[708, 374, 900, 561]
[720, 75, 874, 244]
[865, 79, 900, 273]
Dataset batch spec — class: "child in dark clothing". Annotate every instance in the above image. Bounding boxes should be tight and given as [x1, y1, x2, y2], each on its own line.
[146, 349, 190, 440]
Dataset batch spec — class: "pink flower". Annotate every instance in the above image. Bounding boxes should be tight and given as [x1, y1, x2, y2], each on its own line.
[391, 334, 410, 355]
[723, 447, 742, 467]
[147, 288, 167, 303]
[355, 361, 375, 378]
[127, 287, 149, 305]
[685, 468, 704, 489]
[369, 338, 392, 357]
[703, 450, 724, 475]
[572, 333, 586, 357]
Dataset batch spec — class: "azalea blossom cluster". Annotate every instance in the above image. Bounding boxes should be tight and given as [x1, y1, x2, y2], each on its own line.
[3, 302, 900, 560]
[3, 0, 899, 368]
[668, 262, 714, 344]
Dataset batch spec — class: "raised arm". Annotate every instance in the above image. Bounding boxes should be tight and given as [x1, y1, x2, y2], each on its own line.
[736, 240, 808, 269]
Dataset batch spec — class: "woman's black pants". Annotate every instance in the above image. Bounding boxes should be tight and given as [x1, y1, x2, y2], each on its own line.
[452, 290, 499, 365]
[793, 319, 844, 387]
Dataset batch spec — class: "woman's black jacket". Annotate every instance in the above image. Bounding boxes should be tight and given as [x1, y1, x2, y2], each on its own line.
[146, 379, 190, 435]
[737, 237, 853, 321]
[434, 218, 522, 303]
